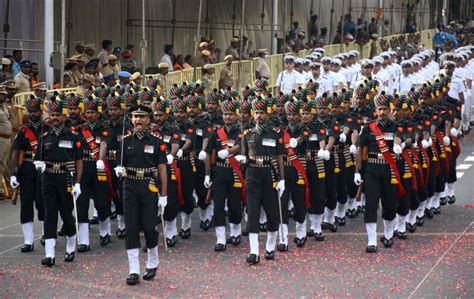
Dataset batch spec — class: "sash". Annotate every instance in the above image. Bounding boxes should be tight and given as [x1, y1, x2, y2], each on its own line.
[368, 122, 405, 197]
[418, 141, 431, 185]
[216, 128, 246, 206]
[283, 129, 310, 208]
[81, 127, 117, 199]
[410, 147, 424, 191]
[450, 135, 461, 159]
[401, 148, 417, 191]
[23, 127, 38, 154]
[434, 131, 449, 173]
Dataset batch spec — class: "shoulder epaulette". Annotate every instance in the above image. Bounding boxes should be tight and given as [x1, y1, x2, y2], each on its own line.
[272, 127, 281, 133]
[150, 131, 161, 139]
[123, 132, 132, 139]
[242, 128, 252, 135]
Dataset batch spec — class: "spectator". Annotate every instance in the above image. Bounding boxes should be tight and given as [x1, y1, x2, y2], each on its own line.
[368, 17, 378, 34]
[225, 37, 240, 60]
[121, 44, 138, 73]
[192, 49, 211, 67]
[208, 40, 221, 63]
[255, 49, 271, 80]
[0, 58, 14, 83]
[183, 55, 192, 69]
[173, 55, 186, 71]
[219, 55, 233, 90]
[12, 50, 22, 76]
[405, 20, 416, 33]
[343, 14, 355, 35]
[294, 31, 309, 51]
[289, 21, 302, 38]
[97, 39, 113, 68]
[101, 54, 119, 79]
[202, 64, 215, 92]
[29, 62, 40, 87]
[308, 15, 319, 47]
[14, 60, 31, 93]
[73, 55, 87, 81]
[64, 58, 78, 87]
[84, 44, 96, 62]
[382, 20, 390, 36]
[160, 44, 174, 72]
[242, 36, 254, 59]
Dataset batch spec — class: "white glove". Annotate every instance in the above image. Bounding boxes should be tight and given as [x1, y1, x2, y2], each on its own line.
[198, 150, 207, 161]
[289, 138, 298, 148]
[450, 128, 458, 137]
[317, 149, 325, 160]
[276, 180, 285, 197]
[33, 161, 46, 173]
[166, 154, 174, 165]
[443, 136, 450, 146]
[421, 139, 429, 149]
[235, 155, 247, 164]
[393, 144, 402, 155]
[96, 160, 105, 171]
[176, 149, 183, 158]
[204, 175, 212, 188]
[10, 176, 19, 189]
[218, 149, 229, 159]
[412, 142, 418, 149]
[114, 166, 125, 177]
[158, 196, 168, 210]
[401, 142, 406, 149]
[349, 144, 358, 155]
[72, 183, 81, 198]
[354, 173, 363, 186]
[428, 137, 433, 147]
[323, 149, 331, 161]
[339, 133, 347, 143]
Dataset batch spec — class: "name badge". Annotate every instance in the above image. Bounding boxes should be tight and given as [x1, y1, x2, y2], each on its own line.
[196, 128, 203, 136]
[309, 134, 318, 141]
[95, 137, 101, 144]
[382, 133, 394, 140]
[227, 139, 235, 147]
[58, 140, 73, 149]
[144, 145, 154, 154]
[262, 138, 276, 147]
[163, 135, 171, 143]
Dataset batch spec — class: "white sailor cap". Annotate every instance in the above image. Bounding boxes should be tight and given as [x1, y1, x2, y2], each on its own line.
[372, 56, 384, 64]
[321, 56, 332, 64]
[332, 58, 342, 65]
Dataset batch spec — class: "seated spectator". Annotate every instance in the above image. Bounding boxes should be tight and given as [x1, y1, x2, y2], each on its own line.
[183, 55, 192, 69]
[29, 62, 40, 87]
[0, 58, 14, 83]
[121, 45, 138, 73]
[173, 55, 186, 71]
[160, 44, 174, 71]
[12, 50, 22, 76]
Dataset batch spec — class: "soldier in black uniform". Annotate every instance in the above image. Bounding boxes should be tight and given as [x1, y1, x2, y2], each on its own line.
[151, 99, 181, 247]
[188, 94, 214, 231]
[240, 97, 255, 130]
[241, 96, 285, 264]
[65, 93, 86, 130]
[279, 99, 311, 249]
[205, 99, 244, 251]
[34, 97, 83, 266]
[10, 96, 46, 252]
[356, 93, 403, 253]
[270, 93, 289, 128]
[103, 94, 132, 239]
[75, 96, 112, 252]
[114, 105, 168, 285]
[172, 97, 197, 239]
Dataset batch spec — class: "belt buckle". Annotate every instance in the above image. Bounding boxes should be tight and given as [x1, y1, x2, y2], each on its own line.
[136, 170, 145, 178]
[90, 152, 95, 158]
[377, 153, 384, 160]
[256, 158, 264, 165]
[52, 164, 60, 171]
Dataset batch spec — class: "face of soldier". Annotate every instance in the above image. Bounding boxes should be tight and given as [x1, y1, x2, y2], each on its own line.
[301, 111, 313, 124]
[391, 107, 401, 119]
[188, 105, 200, 117]
[362, 66, 372, 77]
[28, 110, 42, 122]
[153, 111, 168, 125]
[206, 101, 218, 114]
[318, 107, 329, 118]
[85, 110, 100, 122]
[274, 104, 284, 116]
[223, 111, 237, 125]
[322, 63, 331, 72]
[50, 112, 65, 128]
[286, 112, 301, 125]
[253, 110, 268, 124]
[132, 114, 149, 132]
[376, 106, 390, 121]
[241, 111, 251, 123]
[174, 109, 187, 122]
[107, 107, 122, 121]
[68, 107, 81, 120]
[311, 67, 320, 78]
[330, 106, 340, 117]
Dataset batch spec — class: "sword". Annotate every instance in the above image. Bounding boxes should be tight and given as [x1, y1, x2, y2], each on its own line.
[71, 172, 80, 245]
[160, 206, 168, 251]
[277, 188, 285, 245]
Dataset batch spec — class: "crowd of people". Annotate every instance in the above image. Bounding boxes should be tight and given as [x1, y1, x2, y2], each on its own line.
[0, 19, 472, 286]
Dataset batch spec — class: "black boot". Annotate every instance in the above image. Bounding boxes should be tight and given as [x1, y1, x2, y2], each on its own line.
[64, 251, 75, 262]
[448, 195, 456, 204]
[21, 243, 34, 253]
[41, 257, 55, 267]
[214, 243, 226, 252]
[126, 273, 140, 285]
[100, 234, 111, 246]
[264, 250, 275, 260]
[246, 254, 259, 265]
[143, 268, 157, 281]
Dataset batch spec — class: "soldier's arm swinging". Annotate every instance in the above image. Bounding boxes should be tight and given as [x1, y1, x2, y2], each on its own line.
[10, 149, 20, 175]
[181, 138, 192, 152]
[158, 163, 167, 197]
[277, 155, 284, 181]
[99, 141, 107, 160]
[325, 136, 335, 151]
[170, 143, 179, 156]
[75, 159, 83, 183]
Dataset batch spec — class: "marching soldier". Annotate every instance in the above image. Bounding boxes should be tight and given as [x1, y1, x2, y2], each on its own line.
[114, 105, 168, 285]
[34, 97, 83, 266]
[10, 96, 46, 252]
[75, 96, 112, 252]
[241, 96, 285, 264]
[355, 93, 404, 253]
[205, 99, 244, 251]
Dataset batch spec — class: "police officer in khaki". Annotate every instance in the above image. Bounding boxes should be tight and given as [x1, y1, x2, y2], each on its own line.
[14, 60, 32, 93]
[219, 55, 234, 90]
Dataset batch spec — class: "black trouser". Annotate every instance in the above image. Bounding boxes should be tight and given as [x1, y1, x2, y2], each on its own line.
[163, 166, 180, 221]
[435, 158, 447, 193]
[76, 170, 111, 223]
[410, 170, 421, 210]
[281, 165, 306, 224]
[306, 159, 326, 215]
[426, 150, 437, 198]
[195, 159, 209, 211]
[177, 158, 196, 214]
[446, 154, 457, 184]
[363, 163, 397, 223]
[335, 152, 348, 205]
[245, 166, 279, 233]
[397, 177, 411, 216]
[346, 165, 357, 199]
[108, 160, 124, 216]
[42, 173, 76, 239]
[122, 178, 158, 249]
[19, 163, 44, 223]
[212, 166, 243, 227]
[324, 156, 337, 210]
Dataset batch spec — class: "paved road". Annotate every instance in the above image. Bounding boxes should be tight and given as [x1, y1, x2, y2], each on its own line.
[1, 136, 473, 298]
